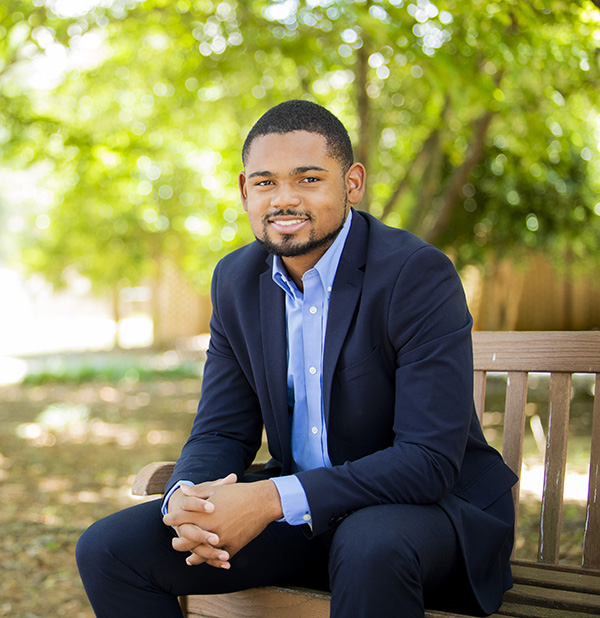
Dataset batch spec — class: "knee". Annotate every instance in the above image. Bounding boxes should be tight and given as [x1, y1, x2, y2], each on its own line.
[77, 502, 157, 579]
[329, 506, 420, 581]
[76, 516, 120, 580]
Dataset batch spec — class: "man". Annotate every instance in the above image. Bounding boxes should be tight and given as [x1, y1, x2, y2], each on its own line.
[77, 100, 517, 618]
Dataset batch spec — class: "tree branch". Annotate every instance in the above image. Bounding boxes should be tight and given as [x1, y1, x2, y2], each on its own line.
[422, 109, 494, 245]
[381, 97, 451, 222]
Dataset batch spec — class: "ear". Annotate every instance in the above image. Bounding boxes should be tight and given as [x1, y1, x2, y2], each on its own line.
[238, 172, 249, 212]
[345, 162, 366, 205]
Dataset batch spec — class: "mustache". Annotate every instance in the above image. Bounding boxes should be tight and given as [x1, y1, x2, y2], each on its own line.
[262, 209, 312, 222]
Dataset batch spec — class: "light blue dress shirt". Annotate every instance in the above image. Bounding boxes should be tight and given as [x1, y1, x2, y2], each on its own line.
[270, 211, 353, 526]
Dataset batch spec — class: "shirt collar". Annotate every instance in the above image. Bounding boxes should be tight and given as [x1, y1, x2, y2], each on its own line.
[272, 209, 353, 299]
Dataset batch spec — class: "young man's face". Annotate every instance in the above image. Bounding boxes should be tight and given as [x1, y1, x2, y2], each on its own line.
[239, 131, 365, 269]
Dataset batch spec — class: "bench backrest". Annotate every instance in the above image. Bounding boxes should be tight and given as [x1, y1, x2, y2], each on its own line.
[472, 331, 600, 569]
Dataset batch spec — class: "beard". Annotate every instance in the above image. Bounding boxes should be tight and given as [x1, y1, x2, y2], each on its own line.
[254, 202, 348, 258]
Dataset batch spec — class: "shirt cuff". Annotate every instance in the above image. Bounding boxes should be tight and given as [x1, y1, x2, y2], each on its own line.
[271, 475, 313, 527]
[161, 480, 194, 516]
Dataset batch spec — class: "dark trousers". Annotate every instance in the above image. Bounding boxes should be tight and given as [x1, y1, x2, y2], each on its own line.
[77, 498, 473, 618]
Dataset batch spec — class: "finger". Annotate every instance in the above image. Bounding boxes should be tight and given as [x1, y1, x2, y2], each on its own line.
[180, 485, 216, 509]
[163, 500, 213, 527]
[172, 525, 220, 552]
[179, 541, 230, 566]
[180, 493, 216, 513]
[186, 550, 231, 569]
[211, 473, 237, 486]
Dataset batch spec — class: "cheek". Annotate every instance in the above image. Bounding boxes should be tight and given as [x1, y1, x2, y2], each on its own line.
[245, 207, 266, 236]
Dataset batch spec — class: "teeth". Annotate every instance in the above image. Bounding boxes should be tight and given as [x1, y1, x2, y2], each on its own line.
[273, 219, 304, 226]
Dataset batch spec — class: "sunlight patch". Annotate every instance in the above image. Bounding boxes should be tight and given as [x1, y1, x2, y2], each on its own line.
[16, 403, 140, 448]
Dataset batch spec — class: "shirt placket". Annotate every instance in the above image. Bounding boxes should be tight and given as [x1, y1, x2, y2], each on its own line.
[302, 270, 330, 469]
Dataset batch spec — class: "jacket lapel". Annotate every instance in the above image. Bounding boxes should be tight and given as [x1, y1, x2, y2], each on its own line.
[258, 259, 292, 467]
[322, 212, 368, 423]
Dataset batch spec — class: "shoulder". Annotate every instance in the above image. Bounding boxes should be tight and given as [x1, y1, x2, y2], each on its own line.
[214, 241, 269, 279]
[353, 210, 453, 272]
[210, 241, 270, 301]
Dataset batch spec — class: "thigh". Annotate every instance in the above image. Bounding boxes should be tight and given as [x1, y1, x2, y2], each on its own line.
[83, 498, 330, 597]
[329, 503, 464, 611]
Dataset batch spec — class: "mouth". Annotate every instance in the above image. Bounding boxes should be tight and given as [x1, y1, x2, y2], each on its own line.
[266, 213, 310, 234]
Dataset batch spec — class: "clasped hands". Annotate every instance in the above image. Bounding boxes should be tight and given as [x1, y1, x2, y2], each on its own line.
[162, 474, 283, 569]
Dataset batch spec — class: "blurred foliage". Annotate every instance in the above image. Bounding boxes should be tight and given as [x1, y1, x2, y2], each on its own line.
[22, 350, 204, 385]
[1, 0, 600, 296]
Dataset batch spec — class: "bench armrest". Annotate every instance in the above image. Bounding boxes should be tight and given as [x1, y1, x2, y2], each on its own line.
[132, 461, 176, 496]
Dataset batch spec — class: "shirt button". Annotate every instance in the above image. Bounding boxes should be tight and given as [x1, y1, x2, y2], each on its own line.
[309, 306, 317, 314]
[327, 286, 332, 293]
[303, 514, 312, 522]
[311, 426, 319, 435]
[309, 366, 317, 375]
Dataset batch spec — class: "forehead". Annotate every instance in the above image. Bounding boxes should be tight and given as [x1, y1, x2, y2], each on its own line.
[244, 131, 337, 172]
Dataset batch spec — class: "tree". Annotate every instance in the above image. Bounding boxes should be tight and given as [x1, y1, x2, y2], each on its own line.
[3, 0, 600, 320]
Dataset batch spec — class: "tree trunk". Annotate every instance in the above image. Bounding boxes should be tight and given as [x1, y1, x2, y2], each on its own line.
[382, 98, 451, 224]
[355, 39, 371, 212]
[111, 287, 122, 350]
[422, 109, 494, 245]
[150, 260, 163, 349]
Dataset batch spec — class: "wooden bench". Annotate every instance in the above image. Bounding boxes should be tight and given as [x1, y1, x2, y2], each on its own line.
[133, 331, 600, 618]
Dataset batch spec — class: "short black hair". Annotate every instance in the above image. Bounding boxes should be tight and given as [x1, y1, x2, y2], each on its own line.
[242, 100, 354, 173]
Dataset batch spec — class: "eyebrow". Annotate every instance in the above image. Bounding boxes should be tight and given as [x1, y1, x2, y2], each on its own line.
[247, 165, 329, 179]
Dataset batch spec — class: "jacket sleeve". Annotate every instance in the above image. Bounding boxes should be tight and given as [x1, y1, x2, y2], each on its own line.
[165, 261, 264, 495]
[297, 245, 478, 535]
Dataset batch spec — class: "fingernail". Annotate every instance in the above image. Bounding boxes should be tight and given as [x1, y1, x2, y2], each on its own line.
[207, 535, 219, 545]
[218, 551, 229, 561]
[204, 503, 214, 512]
[221, 562, 230, 570]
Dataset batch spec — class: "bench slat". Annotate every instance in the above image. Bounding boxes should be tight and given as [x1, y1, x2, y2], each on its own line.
[502, 370, 528, 529]
[502, 583, 600, 613]
[497, 601, 600, 618]
[186, 587, 330, 618]
[583, 373, 600, 568]
[538, 373, 572, 564]
[474, 369, 486, 423]
[511, 563, 600, 595]
[472, 332, 600, 373]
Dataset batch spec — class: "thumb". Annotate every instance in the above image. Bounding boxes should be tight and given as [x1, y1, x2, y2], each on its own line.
[211, 473, 237, 486]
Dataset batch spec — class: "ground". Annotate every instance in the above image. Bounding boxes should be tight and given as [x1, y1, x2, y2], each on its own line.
[0, 369, 591, 617]
[0, 376, 200, 618]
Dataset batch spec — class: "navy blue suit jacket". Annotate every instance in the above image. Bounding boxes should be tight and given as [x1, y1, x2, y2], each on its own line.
[168, 210, 517, 613]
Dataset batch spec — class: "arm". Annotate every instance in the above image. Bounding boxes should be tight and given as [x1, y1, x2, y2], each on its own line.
[165, 260, 265, 495]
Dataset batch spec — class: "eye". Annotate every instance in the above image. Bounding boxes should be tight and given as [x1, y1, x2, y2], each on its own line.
[255, 179, 274, 186]
[301, 177, 320, 183]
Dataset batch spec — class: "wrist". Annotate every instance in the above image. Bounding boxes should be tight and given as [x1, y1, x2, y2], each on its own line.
[258, 480, 284, 522]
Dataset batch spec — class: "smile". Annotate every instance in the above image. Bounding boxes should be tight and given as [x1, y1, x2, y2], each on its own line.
[266, 215, 310, 235]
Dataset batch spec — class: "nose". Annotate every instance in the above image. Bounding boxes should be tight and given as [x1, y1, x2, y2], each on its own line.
[270, 181, 301, 208]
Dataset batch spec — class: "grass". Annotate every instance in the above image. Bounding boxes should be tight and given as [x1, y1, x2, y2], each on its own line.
[21, 350, 204, 385]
